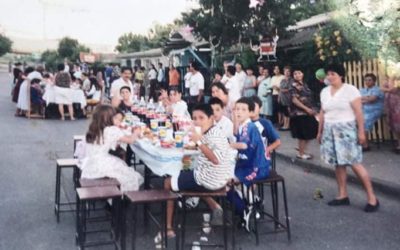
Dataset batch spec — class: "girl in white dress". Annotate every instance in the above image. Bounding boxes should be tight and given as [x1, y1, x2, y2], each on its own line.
[80, 105, 143, 192]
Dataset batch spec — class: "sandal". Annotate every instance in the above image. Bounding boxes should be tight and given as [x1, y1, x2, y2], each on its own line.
[296, 154, 312, 160]
[154, 228, 176, 244]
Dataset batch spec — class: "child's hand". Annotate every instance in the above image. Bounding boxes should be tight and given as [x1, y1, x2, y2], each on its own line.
[189, 127, 202, 142]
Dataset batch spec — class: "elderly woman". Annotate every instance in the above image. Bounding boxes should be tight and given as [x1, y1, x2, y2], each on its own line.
[288, 68, 318, 160]
[360, 73, 384, 151]
[318, 64, 379, 212]
[381, 76, 400, 154]
[257, 68, 273, 119]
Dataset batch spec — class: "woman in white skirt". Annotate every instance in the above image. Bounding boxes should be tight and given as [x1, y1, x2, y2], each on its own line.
[17, 68, 43, 116]
[54, 63, 74, 120]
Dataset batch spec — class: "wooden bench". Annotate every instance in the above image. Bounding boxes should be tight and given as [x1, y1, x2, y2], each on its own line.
[122, 190, 179, 250]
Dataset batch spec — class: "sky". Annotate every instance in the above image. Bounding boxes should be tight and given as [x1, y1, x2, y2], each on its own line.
[0, 0, 199, 52]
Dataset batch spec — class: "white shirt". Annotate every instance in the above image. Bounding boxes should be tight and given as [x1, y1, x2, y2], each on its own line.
[110, 77, 133, 99]
[184, 72, 192, 88]
[87, 85, 102, 101]
[225, 75, 243, 104]
[187, 71, 204, 96]
[221, 74, 229, 84]
[235, 70, 247, 91]
[82, 78, 91, 92]
[215, 115, 234, 139]
[157, 68, 164, 82]
[320, 83, 361, 123]
[171, 100, 188, 117]
[271, 75, 284, 95]
[148, 69, 157, 80]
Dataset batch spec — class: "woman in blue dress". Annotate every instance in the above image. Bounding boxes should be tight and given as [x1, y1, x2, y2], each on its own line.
[360, 73, 384, 151]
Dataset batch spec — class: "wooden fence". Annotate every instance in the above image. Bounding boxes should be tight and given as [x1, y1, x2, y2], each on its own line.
[343, 59, 392, 143]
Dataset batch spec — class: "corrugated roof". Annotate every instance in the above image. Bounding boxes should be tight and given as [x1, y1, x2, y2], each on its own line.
[287, 12, 333, 31]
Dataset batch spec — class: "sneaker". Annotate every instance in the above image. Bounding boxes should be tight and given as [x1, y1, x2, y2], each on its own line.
[185, 197, 200, 209]
[210, 208, 223, 226]
[296, 154, 312, 160]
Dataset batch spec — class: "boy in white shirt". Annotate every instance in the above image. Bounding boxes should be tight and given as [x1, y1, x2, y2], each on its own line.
[167, 87, 189, 117]
[209, 97, 233, 140]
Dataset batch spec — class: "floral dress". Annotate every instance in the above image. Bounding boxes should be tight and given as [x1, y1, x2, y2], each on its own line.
[80, 126, 143, 192]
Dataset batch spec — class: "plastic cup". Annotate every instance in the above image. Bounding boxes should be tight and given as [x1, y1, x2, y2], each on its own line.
[158, 126, 167, 141]
[175, 131, 184, 148]
[150, 119, 158, 132]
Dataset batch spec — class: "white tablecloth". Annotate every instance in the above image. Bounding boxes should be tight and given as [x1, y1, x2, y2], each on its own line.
[43, 85, 87, 107]
[130, 139, 199, 177]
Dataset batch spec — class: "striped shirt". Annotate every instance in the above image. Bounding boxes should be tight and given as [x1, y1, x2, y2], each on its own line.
[194, 126, 237, 190]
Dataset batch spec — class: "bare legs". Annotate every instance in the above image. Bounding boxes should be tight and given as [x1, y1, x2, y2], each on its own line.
[334, 165, 377, 205]
[164, 178, 221, 233]
[297, 139, 311, 157]
[58, 104, 75, 120]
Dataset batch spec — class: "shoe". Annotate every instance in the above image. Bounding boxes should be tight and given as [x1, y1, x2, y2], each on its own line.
[154, 229, 176, 244]
[296, 154, 312, 160]
[242, 207, 253, 232]
[210, 207, 223, 226]
[279, 127, 290, 131]
[327, 197, 350, 206]
[364, 200, 379, 213]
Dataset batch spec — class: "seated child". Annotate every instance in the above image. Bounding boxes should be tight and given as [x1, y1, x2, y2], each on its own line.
[160, 104, 237, 243]
[80, 105, 143, 192]
[250, 96, 281, 159]
[228, 97, 270, 231]
[209, 97, 233, 140]
[167, 87, 189, 118]
[30, 78, 45, 115]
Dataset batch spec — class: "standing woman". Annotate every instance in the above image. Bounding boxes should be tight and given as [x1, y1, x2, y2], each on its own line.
[289, 68, 318, 160]
[243, 67, 257, 97]
[360, 73, 384, 151]
[257, 68, 273, 119]
[381, 76, 400, 153]
[318, 64, 378, 212]
[54, 64, 75, 120]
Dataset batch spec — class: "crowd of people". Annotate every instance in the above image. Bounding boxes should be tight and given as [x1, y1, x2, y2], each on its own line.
[9, 57, 400, 246]
[67, 60, 400, 246]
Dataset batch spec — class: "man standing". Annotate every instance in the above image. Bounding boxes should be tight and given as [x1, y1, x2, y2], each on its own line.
[185, 62, 204, 112]
[157, 63, 165, 89]
[110, 66, 133, 102]
[169, 65, 180, 87]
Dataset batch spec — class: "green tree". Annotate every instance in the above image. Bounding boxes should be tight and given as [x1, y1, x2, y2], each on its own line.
[41, 50, 60, 71]
[115, 33, 150, 53]
[57, 37, 90, 62]
[0, 34, 12, 57]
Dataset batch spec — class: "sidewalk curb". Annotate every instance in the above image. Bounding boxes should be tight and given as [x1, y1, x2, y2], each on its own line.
[276, 152, 400, 201]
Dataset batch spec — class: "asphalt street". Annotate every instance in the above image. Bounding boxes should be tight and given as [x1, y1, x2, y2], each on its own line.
[0, 71, 399, 250]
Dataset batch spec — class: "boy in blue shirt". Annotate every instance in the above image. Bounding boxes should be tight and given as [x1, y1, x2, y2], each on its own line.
[250, 95, 281, 160]
[229, 97, 270, 231]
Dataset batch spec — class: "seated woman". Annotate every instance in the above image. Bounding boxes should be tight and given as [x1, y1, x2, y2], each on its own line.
[80, 105, 143, 192]
[86, 77, 102, 106]
[160, 104, 237, 243]
[360, 73, 384, 151]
